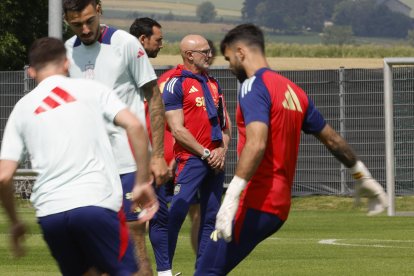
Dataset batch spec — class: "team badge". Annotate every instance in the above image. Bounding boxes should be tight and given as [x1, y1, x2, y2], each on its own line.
[84, 63, 95, 79]
[174, 184, 181, 195]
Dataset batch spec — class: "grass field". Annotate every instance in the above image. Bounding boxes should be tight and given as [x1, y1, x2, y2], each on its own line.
[1, 196, 414, 275]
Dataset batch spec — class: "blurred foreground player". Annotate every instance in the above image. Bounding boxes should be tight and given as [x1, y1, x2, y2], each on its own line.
[196, 23, 388, 275]
[0, 37, 158, 276]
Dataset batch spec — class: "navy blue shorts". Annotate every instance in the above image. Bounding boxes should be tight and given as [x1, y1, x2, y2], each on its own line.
[38, 206, 138, 276]
[195, 207, 285, 275]
[120, 172, 140, 221]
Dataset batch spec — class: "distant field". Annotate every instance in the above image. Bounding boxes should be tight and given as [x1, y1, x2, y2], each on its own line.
[103, 0, 241, 18]
[401, 0, 414, 16]
[152, 55, 385, 70]
[102, 17, 235, 41]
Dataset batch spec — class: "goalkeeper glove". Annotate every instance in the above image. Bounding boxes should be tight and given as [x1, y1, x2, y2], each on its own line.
[350, 161, 388, 216]
[213, 175, 247, 242]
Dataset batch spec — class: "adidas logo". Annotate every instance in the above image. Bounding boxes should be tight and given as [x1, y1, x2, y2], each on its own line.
[34, 87, 76, 115]
[189, 86, 199, 93]
[282, 85, 302, 112]
[137, 49, 145, 58]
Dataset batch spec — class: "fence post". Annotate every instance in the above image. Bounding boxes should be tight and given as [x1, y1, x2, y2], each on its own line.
[339, 67, 347, 194]
[24, 65, 30, 95]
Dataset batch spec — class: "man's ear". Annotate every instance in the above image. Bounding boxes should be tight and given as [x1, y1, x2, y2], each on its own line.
[96, 3, 103, 15]
[63, 57, 70, 75]
[235, 46, 245, 62]
[27, 66, 36, 80]
[138, 35, 146, 45]
[185, 51, 193, 61]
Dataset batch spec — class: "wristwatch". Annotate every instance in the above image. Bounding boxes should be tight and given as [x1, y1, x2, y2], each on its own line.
[201, 148, 211, 160]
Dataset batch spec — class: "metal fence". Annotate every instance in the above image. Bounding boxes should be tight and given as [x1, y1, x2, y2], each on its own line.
[1, 66, 413, 197]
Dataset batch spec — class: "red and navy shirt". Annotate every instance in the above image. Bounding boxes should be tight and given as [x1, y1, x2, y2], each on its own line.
[162, 66, 228, 159]
[144, 66, 182, 164]
[236, 68, 326, 221]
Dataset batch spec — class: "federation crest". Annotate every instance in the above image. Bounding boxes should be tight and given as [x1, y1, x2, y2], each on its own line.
[84, 63, 95, 79]
[174, 184, 181, 195]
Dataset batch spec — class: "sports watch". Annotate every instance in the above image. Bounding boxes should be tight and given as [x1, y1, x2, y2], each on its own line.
[201, 148, 211, 160]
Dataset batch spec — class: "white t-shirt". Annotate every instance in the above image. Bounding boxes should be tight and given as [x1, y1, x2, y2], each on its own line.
[65, 26, 157, 174]
[0, 75, 126, 217]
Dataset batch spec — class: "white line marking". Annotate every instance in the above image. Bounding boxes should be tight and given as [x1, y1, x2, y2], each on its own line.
[318, 239, 414, 248]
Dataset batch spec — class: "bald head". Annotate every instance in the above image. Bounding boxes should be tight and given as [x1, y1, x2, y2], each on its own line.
[179, 34, 212, 73]
[180, 34, 208, 53]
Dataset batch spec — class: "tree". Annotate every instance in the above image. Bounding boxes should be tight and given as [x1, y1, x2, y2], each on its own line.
[333, 0, 412, 38]
[196, 1, 217, 23]
[252, 0, 337, 34]
[407, 29, 414, 46]
[0, 0, 48, 70]
[241, 0, 264, 22]
[322, 25, 354, 45]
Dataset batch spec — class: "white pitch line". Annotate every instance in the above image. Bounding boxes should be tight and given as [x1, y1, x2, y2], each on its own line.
[318, 239, 414, 248]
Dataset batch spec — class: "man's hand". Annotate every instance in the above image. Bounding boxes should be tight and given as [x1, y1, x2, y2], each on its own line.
[167, 159, 177, 182]
[10, 221, 26, 258]
[350, 161, 388, 215]
[208, 147, 226, 171]
[131, 181, 159, 223]
[151, 156, 169, 187]
[213, 176, 247, 242]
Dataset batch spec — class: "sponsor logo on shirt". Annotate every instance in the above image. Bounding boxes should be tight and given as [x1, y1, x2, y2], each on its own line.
[34, 87, 76, 115]
[195, 96, 206, 108]
[282, 85, 303, 112]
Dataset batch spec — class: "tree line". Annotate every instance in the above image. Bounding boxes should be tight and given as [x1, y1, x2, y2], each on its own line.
[242, 0, 412, 38]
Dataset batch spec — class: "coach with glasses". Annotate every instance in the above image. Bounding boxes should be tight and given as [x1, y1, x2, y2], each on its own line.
[162, 34, 231, 269]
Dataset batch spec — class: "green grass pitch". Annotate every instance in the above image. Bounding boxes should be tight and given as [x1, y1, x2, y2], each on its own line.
[1, 196, 414, 275]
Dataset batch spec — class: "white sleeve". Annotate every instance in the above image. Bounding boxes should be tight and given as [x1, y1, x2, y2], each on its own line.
[125, 37, 157, 88]
[99, 85, 128, 122]
[0, 106, 25, 162]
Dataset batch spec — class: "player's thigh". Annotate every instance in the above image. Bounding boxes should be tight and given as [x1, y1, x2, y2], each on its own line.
[38, 212, 89, 276]
[171, 157, 209, 211]
[68, 206, 138, 275]
[196, 208, 285, 275]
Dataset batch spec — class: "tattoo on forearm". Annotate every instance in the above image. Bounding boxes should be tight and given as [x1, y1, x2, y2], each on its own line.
[325, 133, 357, 168]
[147, 84, 165, 157]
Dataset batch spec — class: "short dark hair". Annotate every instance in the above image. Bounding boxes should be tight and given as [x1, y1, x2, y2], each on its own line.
[220, 23, 265, 55]
[63, 0, 97, 14]
[29, 37, 67, 71]
[129, 17, 162, 38]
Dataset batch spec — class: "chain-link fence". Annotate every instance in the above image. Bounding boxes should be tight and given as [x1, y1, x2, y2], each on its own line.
[1, 66, 413, 199]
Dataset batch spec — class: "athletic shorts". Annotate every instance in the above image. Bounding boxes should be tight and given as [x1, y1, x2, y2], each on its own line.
[120, 172, 140, 221]
[38, 206, 138, 276]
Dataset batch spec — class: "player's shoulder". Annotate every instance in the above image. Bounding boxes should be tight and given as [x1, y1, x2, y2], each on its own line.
[108, 27, 137, 45]
[164, 76, 183, 94]
[64, 35, 78, 49]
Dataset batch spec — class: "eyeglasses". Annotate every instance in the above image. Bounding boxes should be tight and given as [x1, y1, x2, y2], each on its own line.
[188, 48, 212, 56]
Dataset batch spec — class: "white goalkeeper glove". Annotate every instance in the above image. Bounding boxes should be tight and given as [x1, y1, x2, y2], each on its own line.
[350, 161, 388, 216]
[212, 175, 247, 242]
